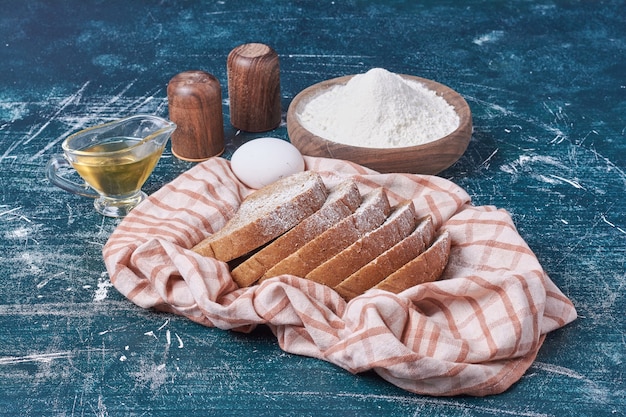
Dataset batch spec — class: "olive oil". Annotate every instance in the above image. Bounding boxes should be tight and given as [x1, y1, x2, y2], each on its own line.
[72, 137, 163, 197]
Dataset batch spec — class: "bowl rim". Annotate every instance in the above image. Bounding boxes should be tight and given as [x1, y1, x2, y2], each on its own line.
[287, 73, 472, 152]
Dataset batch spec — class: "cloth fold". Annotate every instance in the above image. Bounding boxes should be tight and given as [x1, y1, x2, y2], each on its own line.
[103, 156, 577, 396]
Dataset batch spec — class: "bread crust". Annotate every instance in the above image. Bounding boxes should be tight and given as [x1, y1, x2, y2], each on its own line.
[260, 188, 391, 281]
[373, 230, 451, 294]
[192, 171, 327, 262]
[230, 179, 361, 287]
[334, 215, 435, 300]
[305, 200, 417, 288]
[191, 170, 452, 299]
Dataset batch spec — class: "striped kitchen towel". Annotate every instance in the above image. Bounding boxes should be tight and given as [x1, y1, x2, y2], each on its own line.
[103, 156, 577, 396]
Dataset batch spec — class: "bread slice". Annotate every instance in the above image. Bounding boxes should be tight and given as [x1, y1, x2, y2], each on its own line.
[230, 179, 361, 287]
[192, 171, 327, 262]
[260, 187, 391, 281]
[334, 215, 435, 301]
[305, 200, 417, 288]
[373, 230, 451, 294]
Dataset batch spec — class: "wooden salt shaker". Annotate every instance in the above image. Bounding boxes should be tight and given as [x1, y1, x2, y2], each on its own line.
[227, 43, 281, 132]
[167, 70, 224, 161]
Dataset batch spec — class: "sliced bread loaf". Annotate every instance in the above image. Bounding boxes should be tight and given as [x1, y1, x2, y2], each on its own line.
[305, 200, 417, 288]
[192, 170, 327, 262]
[260, 187, 391, 281]
[230, 179, 361, 287]
[334, 215, 435, 300]
[373, 230, 451, 294]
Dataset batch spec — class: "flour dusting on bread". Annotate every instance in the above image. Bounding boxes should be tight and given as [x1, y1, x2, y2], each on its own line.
[192, 170, 326, 262]
[193, 171, 451, 299]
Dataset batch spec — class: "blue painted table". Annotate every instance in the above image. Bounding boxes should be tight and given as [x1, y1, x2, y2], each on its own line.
[0, 1, 624, 416]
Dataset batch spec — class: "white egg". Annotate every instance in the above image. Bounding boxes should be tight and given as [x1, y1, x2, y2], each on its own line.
[231, 137, 305, 189]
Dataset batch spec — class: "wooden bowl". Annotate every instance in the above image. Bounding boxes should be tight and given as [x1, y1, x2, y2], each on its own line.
[287, 74, 472, 174]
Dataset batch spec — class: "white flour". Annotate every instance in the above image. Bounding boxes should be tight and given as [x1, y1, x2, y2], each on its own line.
[298, 68, 460, 148]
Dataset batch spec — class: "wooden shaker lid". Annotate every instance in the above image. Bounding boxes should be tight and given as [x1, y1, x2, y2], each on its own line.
[227, 43, 281, 132]
[167, 70, 225, 162]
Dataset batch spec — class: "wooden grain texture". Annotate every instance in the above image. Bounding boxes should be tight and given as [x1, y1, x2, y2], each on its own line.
[227, 43, 281, 132]
[287, 74, 472, 174]
[0, 0, 624, 416]
[167, 70, 225, 161]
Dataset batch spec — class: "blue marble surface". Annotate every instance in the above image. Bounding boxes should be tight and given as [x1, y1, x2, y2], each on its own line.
[0, 1, 624, 416]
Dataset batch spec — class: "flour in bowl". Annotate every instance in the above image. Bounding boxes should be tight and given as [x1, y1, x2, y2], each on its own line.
[298, 68, 460, 148]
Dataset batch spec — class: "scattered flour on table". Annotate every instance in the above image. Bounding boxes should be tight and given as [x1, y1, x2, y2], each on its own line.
[93, 272, 113, 302]
[298, 68, 460, 148]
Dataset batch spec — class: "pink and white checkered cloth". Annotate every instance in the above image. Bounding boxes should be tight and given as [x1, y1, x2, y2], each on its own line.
[103, 156, 577, 396]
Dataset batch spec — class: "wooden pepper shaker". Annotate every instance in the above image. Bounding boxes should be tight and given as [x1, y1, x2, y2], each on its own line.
[227, 43, 281, 132]
[167, 70, 224, 161]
